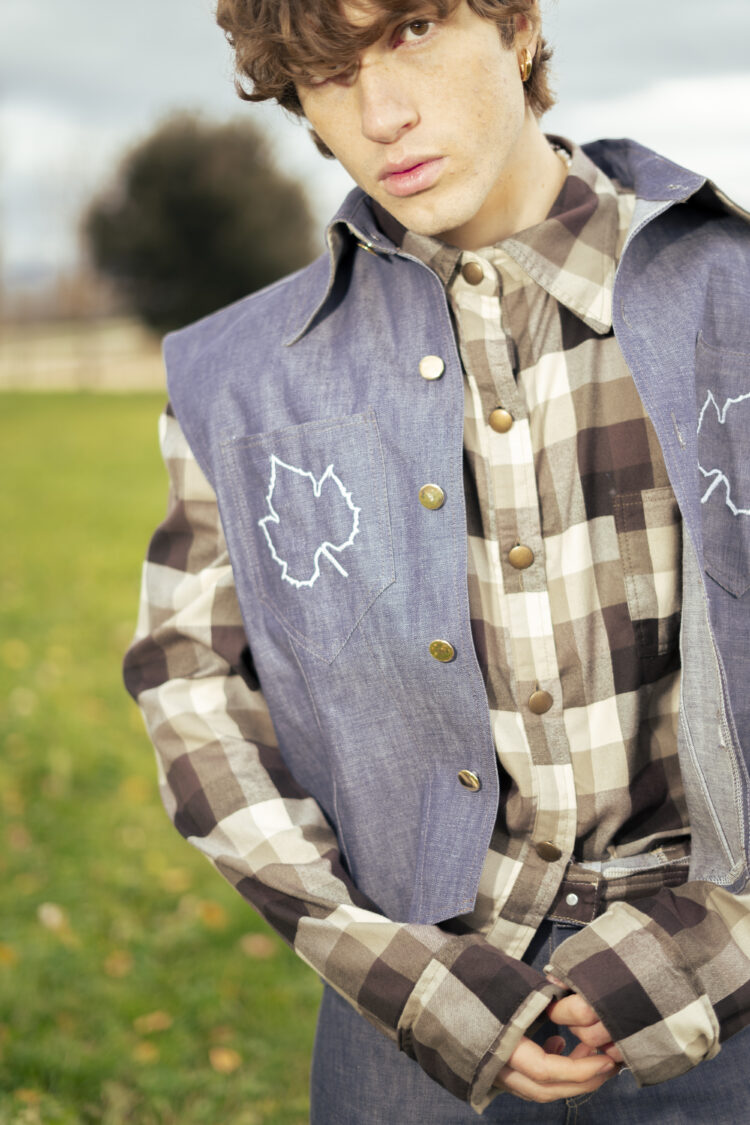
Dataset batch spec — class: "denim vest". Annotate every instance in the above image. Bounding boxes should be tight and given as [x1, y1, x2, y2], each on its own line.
[166, 139, 750, 924]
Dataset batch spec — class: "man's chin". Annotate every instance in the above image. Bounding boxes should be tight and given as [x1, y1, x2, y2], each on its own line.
[375, 196, 469, 242]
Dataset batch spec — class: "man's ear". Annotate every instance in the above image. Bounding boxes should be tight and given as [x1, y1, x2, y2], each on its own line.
[514, 6, 541, 61]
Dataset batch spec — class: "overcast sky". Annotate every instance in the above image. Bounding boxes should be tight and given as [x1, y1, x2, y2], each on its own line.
[2, 0, 749, 285]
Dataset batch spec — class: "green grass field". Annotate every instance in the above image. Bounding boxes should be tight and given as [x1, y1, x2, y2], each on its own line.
[0, 394, 319, 1125]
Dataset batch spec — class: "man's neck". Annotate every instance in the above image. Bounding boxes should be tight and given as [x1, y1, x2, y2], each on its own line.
[439, 111, 569, 250]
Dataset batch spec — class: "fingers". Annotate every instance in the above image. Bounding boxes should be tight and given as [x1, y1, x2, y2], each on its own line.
[542, 1035, 566, 1055]
[547, 992, 622, 1059]
[507, 1037, 616, 1085]
[494, 1035, 620, 1103]
[547, 992, 599, 1027]
[566, 1020, 616, 1050]
[494, 1056, 616, 1102]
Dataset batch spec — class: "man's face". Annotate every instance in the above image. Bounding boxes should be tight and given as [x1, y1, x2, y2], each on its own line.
[296, 2, 537, 248]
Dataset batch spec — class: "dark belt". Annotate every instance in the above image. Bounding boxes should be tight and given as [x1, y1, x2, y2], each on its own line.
[547, 854, 690, 925]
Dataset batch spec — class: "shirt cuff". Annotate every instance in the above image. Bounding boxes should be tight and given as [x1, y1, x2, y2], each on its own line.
[546, 901, 721, 1085]
[397, 936, 561, 1111]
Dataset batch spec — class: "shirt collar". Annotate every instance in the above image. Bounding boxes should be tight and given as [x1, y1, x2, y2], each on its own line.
[285, 137, 717, 345]
[397, 139, 632, 336]
[495, 138, 630, 334]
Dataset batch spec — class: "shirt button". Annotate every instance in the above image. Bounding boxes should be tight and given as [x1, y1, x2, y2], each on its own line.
[535, 841, 563, 863]
[528, 690, 554, 715]
[565, 893, 580, 907]
[429, 640, 455, 663]
[489, 408, 514, 433]
[458, 770, 482, 791]
[461, 261, 485, 286]
[508, 544, 534, 570]
[419, 355, 445, 381]
[419, 484, 445, 510]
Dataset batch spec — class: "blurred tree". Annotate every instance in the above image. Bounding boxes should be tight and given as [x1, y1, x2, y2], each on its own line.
[83, 114, 317, 333]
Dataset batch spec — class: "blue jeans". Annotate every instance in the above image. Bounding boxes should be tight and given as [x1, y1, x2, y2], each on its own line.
[310, 920, 749, 1123]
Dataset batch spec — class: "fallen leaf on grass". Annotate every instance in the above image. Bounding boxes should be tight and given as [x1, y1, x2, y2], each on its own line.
[8, 824, 32, 852]
[13, 1089, 42, 1105]
[37, 902, 67, 931]
[209, 1047, 242, 1074]
[198, 901, 228, 930]
[36, 902, 79, 946]
[133, 1010, 173, 1035]
[239, 934, 277, 959]
[0, 944, 18, 967]
[104, 950, 134, 978]
[132, 1041, 160, 1064]
[2, 787, 25, 816]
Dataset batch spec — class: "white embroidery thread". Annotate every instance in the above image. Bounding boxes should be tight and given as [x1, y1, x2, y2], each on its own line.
[697, 389, 750, 515]
[258, 455, 361, 588]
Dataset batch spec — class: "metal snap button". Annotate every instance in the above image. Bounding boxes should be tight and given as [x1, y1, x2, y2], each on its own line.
[508, 544, 534, 570]
[419, 484, 445, 510]
[528, 690, 553, 715]
[429, 640, 455, 663]
[488, 408, 513, 434]
[419, 356, 445, 381]
[461, 261, 484, 286]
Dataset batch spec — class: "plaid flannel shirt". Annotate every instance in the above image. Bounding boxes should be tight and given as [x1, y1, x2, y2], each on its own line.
[125, 142, 750, 1111]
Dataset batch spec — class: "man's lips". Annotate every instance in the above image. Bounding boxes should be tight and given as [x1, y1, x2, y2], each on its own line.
[377, 157, 445, 198]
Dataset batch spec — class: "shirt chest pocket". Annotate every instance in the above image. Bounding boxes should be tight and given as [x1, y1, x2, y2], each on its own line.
[613, 485, 682, 661]
[695, 335, 750, 598]
[219, 409, 395, 662]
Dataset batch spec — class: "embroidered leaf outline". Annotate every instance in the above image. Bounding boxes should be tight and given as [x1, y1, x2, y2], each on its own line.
[258, 456, 361, 588]
[697, 390, 750, 515]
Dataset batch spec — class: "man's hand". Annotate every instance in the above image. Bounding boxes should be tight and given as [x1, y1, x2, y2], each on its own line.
[493, 1035, 617, 1102]
[546, 977, 624, 1065]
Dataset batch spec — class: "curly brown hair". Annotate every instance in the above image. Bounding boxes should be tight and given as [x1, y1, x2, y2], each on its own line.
[216, 1, 555, 142]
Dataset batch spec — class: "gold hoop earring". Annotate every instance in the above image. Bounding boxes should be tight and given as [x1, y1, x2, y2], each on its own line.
[520, 47, 533, 83]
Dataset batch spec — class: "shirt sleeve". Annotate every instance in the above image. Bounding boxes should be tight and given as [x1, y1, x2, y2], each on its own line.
[124, 405, 562, 1113]
[546, 879, 750, 1085]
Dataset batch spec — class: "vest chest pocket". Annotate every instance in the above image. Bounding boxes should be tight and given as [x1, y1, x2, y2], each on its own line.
[695, 335, 750, 598]
[220, 409, 395, 662]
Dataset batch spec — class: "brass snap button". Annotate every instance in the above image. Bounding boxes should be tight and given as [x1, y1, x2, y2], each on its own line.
[508, 544, 534, 570]
[528, 689, 553, 715]
[419, 356, 445, 381]
[429, 640, 455, 663]
[419, 484, 445, 511]
[489, 408, 513, 433]
[461, 261, 484, 286]
[458, 770, 481, 791]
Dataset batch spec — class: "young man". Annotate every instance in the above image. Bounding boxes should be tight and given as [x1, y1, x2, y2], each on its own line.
[124, 1, 750, 1119]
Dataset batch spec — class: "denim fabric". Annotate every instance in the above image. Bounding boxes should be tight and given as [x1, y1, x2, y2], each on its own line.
[166, 138, 750, 924]
[310, 919, 750, 1123]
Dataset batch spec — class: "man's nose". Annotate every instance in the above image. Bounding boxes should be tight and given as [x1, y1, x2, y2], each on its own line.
[357, 61, 419, 144]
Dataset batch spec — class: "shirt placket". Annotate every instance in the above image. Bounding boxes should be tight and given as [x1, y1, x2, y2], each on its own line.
[450, 251, 577, 955]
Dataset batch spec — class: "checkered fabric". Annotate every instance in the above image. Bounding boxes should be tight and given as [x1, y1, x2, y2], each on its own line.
[125, 141, 750, 1112]
[394, 143, 688, 959]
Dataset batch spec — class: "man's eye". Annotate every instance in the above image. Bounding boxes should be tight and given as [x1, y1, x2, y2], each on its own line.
[399, 19, 435, 43]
